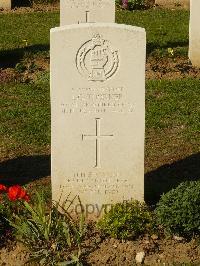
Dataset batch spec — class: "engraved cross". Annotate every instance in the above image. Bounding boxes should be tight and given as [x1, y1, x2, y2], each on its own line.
[78, 11, 93, 23]
[82, 118, 114, 168]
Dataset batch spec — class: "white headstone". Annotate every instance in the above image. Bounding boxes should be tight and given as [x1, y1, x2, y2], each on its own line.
[51, 23, 146, 215]
[189, 0, 200, 67]
[60, 0, 115, 25]
[0, 0, 11, 9]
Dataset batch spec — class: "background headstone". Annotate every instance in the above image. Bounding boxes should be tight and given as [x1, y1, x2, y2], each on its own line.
[60, 0, 115, 25]
[189, 0, 200, 67]
[0, 0, 11, 9]
[51, 23, 146, 215]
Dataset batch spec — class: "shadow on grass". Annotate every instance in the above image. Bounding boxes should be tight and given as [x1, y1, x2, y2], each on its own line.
[0, 44, 49, 68]
[1, 153, 199, 204]
[12, 0, 32, 8]
[0, 155, 50, 185]
[0, 40, 188, 69]
[145, 152, 200, 205]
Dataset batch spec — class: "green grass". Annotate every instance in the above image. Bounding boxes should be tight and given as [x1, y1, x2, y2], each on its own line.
[117, 9, 189, 55]
[0, 81, 50, 156]
[0, 12, 59, 68]
[0, 8, 199, 263]
[1, 78, 199, 158]
[0, 8, 192, 157]
[0, 9, 189, 65]
[0, 12, 59, 51]
[0, 8, 198, 205]
[146, 79, 200, 136]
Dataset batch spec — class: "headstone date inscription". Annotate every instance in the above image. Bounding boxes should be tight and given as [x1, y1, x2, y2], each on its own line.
[51, 23, 146, 214]
[60, 0, 115, 25]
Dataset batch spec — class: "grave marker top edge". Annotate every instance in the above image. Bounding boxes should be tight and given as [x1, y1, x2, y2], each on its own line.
[50, 23, 146, 35]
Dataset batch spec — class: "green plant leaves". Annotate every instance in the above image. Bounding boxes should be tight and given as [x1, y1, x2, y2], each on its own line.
[98, 200, 155, 240]
[155, 181, 200, 236]
[7, 192, 86, 265]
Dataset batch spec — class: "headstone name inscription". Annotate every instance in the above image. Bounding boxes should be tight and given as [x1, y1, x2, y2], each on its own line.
[51, 23, 146, 214]
[60, 0, 115, 25]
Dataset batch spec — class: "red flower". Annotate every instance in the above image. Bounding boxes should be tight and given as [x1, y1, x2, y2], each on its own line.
[0, 184, 7, 193]
[8, 185, 30, 202]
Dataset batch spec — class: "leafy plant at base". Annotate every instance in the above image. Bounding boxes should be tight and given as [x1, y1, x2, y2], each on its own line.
[155, 181, 200, 237]
[9, 193, 86, 265]
[98, 200, 155, 240]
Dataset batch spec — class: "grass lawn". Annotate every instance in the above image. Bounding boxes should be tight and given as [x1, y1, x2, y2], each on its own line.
[1, 78, 199, 156]
[117, 9, 189, 55]
[1, 77, 199, 202]
[0, 7, 199, 265]
[0, 8, 198, 203]
[0, 8, 189, 65]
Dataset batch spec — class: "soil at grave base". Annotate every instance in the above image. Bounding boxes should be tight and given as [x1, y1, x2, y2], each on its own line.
[0, 56, 49, 84]
[155, 0, 189, 10]
[0, 56, 200, 85]
[0, 243, 30, 266]
[146, 56, 200, 80]
[0, 233, 200, 265]
[0, 3, 60, 14]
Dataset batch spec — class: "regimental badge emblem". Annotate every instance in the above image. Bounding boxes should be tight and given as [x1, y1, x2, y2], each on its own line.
[76, 34, 119, 82]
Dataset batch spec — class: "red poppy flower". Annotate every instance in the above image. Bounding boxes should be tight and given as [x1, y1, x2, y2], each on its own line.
[0, 184, 7, 193]
[8, 185, 30, 202]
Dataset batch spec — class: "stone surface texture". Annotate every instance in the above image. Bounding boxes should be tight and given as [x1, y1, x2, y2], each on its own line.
[60, 0, 115, 25]
[189, 0, 200, 67]
[0, 0, 11, 9]
[51, 23, 146, 214]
